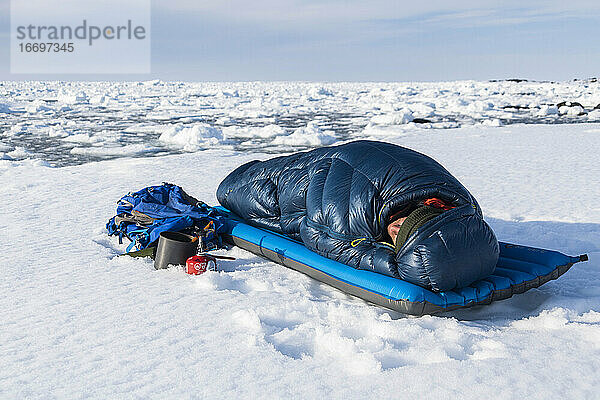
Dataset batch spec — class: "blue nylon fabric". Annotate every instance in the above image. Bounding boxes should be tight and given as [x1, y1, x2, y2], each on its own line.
[217, 208, 578, 309]
[107, 183, 226, 251]
[217, 140, 500, 291]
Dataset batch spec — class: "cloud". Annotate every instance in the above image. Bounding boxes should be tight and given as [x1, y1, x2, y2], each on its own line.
[150, 0, 600, 61]
[414, 6, 600, 30]
[151, 1, 600, 55]
[158, 1, 460, 27]
[157, 0, 600, 28]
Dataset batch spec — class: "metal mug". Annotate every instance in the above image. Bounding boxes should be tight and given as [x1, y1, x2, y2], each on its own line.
[154, 231, 198, 270]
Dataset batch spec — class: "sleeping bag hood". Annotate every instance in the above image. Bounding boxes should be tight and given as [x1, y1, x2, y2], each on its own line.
[217, 140, 499, 292]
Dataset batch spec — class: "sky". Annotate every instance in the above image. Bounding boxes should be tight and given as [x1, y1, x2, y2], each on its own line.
[0, 0, 599, 82]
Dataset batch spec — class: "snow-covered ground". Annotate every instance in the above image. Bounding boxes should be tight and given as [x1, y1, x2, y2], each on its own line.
[1, 79, 600, 166]
[1, 81, 600, 399]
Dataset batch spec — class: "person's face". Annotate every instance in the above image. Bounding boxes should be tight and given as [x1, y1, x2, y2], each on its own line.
[387, 217, 407, 245]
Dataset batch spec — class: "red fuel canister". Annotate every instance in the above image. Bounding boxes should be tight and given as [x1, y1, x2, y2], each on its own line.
[185, 254, 217, 275]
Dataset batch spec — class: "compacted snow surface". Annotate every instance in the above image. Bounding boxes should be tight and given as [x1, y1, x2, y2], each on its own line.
[1, 80, 599, 399]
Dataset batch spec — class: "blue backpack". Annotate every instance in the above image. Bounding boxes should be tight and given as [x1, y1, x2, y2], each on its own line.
[106, 183, 226, 253]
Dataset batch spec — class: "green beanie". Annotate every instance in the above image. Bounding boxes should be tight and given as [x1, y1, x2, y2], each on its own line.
[394, 206, 444, 253]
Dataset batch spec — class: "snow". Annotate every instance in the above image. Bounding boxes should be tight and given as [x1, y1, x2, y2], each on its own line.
[3, 79, 600, 167]
[0, 143, 12, 152]
[559, 105, 585, 116]
[57, 90, 90, 104]
[6, 146, 31, 159]
[1, 80, 600, 399]
[159, 123, 225, 151]
[69, 144, 162, 157]
[271, 122, 337, 146]
[538, 105, 559, 116]
[222, 124, 285, 139]
[0, 102, 16, 113]
[370, 109, 414, 125]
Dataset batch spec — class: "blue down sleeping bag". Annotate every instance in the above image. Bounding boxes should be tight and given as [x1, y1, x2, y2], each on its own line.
[217, 208, 586, 315]
[217, 140, 499, 292]
[216, 140, 587, 314]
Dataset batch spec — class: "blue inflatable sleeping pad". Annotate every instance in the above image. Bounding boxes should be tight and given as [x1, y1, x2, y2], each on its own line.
[216, 207, 587, 315]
